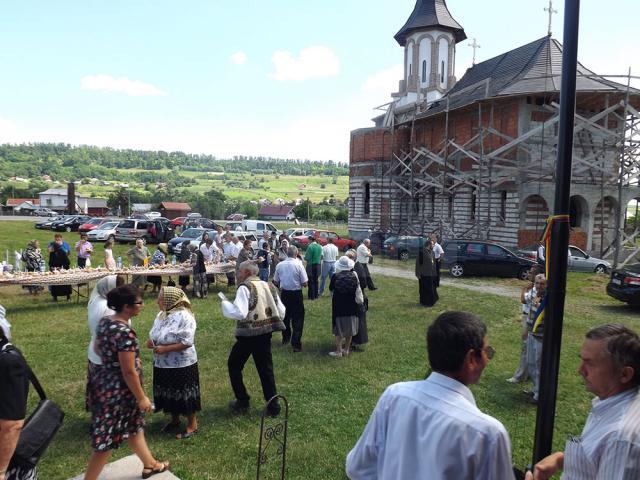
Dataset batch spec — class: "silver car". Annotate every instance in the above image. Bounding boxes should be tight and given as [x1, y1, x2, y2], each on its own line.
[87, 221, 120, 242]
[568, 246, 611, 273]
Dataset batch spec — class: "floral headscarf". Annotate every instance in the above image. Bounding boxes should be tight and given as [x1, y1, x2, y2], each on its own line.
[160, 286, 191, 319]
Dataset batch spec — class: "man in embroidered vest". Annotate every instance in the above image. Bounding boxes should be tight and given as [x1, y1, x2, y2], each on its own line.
[220, 261, 286, 416]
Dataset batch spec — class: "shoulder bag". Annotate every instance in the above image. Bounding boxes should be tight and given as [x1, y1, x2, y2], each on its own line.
[3, 345, 65, 469]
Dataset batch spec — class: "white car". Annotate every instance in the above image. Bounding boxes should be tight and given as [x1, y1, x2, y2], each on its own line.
[146, 212, 161, 219]
[86, 221, 120, 242]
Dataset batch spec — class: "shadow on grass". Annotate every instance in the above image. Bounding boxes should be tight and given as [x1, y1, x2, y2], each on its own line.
[594, 303, 640, 314]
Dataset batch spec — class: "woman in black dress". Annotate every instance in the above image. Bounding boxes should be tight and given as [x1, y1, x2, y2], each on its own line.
[49, 238, 72, 301]
[415, 239, 439, 307]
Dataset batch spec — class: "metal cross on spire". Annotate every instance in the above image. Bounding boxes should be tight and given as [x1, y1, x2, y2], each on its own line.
[468, 38, 481, 66]
[544, 0, 558, 36]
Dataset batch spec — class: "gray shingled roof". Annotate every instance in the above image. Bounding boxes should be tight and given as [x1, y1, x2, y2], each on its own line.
[395, 0, 466, 46]
[418, 36, 639, 119]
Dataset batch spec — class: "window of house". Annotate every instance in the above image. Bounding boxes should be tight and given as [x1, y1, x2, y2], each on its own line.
[500, 191, 507, 221]
[422, 60, 427, 83]
[364, 183, 371, 216]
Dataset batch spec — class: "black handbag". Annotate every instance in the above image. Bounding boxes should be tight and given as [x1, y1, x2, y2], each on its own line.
[4, 346, 65, 469]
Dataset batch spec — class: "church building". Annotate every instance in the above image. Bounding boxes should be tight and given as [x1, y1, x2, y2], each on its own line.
[348, 0, 640, 255]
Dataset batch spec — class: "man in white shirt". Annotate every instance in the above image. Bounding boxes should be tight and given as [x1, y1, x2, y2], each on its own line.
[528, 324, 640, 480]
[431, 236, 444, 287]
[346, 311, 515, 480]
[200, 237, 218, 262]
[273, 246, 308, 352]
[319, 237, 339, 296]
[222, 233, 241, 286]
[220, 261, 286, 417]
[356, 239, 376, 290]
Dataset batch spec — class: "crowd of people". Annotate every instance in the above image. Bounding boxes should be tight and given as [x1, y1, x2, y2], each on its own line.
[1, 229, 639, 480]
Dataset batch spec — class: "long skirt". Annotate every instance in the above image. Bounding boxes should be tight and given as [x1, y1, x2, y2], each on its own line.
[352, 303, 369, 345]
[418, 276, 438, 306]
[85, 360, 100, 412]
[50, 284, 72, 299]
[178, 275, 190, 288]
[333, 315, 358, 338]
[153, 363, 202, 416]
[5, 464, 37, 480]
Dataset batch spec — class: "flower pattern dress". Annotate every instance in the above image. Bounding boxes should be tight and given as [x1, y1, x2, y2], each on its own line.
[90, 316, 145, 452]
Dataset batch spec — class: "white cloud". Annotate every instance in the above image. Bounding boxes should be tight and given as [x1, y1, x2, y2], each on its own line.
[362, 64, 403, 94]
[230, 51, 247, 65]
[0, 117, 19, 138]
[80, 74, 167, 97]
[269, 46, 340, 81]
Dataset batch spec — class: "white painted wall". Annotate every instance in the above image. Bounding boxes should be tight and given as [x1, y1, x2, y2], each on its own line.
[438, 37, 449, 89]
[419, 38, 431, 86]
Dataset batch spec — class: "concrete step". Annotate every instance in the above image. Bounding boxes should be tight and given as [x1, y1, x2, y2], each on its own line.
[69, 454, 179, 480]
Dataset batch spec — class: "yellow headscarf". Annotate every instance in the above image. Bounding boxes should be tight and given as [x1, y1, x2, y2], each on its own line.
[160, 286, 191, 319]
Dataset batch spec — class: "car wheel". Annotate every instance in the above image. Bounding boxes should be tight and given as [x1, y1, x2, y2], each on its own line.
[594, 264, 607, 274]
[518, 267, 530, 280]
[450, 263, 464, 277]
[399, 250, 409, 261]
[65, 226, 72, 232]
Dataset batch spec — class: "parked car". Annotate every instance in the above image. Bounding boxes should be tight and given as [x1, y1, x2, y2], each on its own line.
[167, 227, 208, 254]
[607, 263, 640, 306]
[146, 211, 161, 219]
[443, 240, 536, 279]
[383, 235, 429, 260]
[115, 218, 174, 244]
[51, 215, 92, 232]
[284, 228, 307, 241]
[86, 221, 120, 242]
[515, 244, 610, 273]
[35, 215, 67, 229]
[290, 230, 357, 252]
[242, 219, 280, 235]
[225, 221, 243, 231]
[173, 231, 259, 256]
[183, 218, 218, 230]
[170, 216, 188, 227]
[78, 217, 111, 233]
[32, 207, 57, 217]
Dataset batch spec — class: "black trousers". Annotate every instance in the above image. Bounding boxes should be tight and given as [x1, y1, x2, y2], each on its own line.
[78, 257, 87, 268]
[435, 259, 441, 287]
[307, 264, 320, 299]
[280, 289, 305, 348]
[228, 333, 276, 404]
[226, 271, 236, 286]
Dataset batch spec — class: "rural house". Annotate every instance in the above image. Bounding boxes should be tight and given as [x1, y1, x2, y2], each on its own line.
[258, 205, 296, 221]
[159, 201, 192, 219]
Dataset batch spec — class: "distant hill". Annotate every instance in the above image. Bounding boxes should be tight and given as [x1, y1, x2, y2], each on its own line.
[0, 143, 348, 185]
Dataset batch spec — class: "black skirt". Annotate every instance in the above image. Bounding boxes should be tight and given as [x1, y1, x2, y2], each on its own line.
[153, 363, 201, 416]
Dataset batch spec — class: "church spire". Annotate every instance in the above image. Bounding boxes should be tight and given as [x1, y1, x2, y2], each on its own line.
[394, 0, 467, 46]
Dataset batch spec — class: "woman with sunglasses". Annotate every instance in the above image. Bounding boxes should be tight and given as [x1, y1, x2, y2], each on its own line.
[84, 285, 170, 480]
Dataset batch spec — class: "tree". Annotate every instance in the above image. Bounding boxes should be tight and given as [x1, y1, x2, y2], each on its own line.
[293, 200, 312, 220]
[240, 202, 258, 218]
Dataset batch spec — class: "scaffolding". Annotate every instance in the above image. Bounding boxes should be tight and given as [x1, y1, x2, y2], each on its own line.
[378, 72, 640, 265]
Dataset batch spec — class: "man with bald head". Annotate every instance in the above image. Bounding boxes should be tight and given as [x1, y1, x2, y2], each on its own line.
[356, 239, 376, 291]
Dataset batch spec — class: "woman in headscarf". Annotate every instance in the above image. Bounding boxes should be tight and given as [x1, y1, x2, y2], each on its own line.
[22, 240, 44, 295]
[49, 235, 72, 301]
[86, 275, 123, 411]
[347, 249, 369, 352]
[0, 306, 38, 480]
[147, 244, 168, 294]
[415, 238, 439, 307]
[147, 287, 200, 439]
[177, 240, 192, 292]
[126, 238, 150, 288]
[328, 256, 363, 358]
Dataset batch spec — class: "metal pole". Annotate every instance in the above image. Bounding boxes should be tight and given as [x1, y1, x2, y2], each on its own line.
[532, 0, 581, 464]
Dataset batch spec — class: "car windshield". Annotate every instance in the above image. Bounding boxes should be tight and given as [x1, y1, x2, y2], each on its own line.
[88, 218, 103, 225]
[181, 229, 205, 239]
[98, 222, 118, 230]
[120, 220, 135, 228]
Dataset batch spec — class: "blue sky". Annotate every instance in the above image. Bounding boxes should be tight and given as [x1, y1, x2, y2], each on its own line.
[1, 0, 638, 162]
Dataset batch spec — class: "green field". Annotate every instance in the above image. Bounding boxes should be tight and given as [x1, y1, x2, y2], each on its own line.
[0, 221, 638, 479]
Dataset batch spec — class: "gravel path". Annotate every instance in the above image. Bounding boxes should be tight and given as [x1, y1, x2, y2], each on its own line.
[368, 264, 521, 298]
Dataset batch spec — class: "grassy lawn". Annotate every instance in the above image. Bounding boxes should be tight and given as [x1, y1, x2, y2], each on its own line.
[1, 222, 638, 478]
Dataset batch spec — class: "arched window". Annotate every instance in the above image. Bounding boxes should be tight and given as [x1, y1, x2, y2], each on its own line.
[441, 61, 445, 84]
[422, 60, 427, 83]
[364, 183, 371, 216]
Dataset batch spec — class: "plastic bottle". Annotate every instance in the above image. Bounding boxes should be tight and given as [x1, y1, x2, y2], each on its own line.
[116, 256, 122, 269]
[171, 255, 177, 265]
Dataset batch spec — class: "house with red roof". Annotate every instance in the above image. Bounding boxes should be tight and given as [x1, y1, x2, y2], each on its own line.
[159, 202, 192, 220]
[258, 205, 296, 221]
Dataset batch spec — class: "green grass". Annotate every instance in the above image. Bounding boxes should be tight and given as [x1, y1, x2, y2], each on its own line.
[1, 221, 638, 478]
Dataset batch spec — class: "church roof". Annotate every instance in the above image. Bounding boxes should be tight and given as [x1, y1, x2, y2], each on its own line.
[395, 0, 466, 46]
[419, 36, 640, 119]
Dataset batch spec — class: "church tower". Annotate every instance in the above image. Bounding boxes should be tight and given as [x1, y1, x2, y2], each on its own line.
[392, 0, 466, 107]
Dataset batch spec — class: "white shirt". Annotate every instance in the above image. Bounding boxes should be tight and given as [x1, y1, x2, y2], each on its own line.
[537, 245, 546, 262]
[433, 242, 444, 260]
[200, 242, 218, 261]
[322, 243, 339, 262]
[221, 283, 286, 321]
[148, 309, 198, 368]
[562, 388, 640, 480]
[356, 244, 371, 264]
[274, 257, 308, 291]
[223, 241, 241, 259]
[346, 372, 515, 480]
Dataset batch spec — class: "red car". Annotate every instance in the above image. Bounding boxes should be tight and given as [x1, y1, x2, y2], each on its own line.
[171, 216, 188, 227]
[78, 218, 109, 233]
[291, 230, 356, 252]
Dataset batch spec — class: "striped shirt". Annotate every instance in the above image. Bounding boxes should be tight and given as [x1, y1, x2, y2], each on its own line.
[562, 387, 639, 479]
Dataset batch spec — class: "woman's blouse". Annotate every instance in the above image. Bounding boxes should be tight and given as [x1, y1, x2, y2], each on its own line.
[149, 309, 197, 368]
[0, 342, 29, 420]
[105, 249, 116, 270]
[150, 250, 166, 266]
[127, 246, 149, 266]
